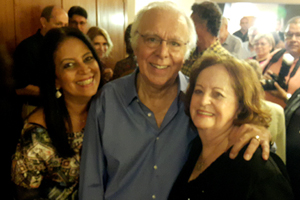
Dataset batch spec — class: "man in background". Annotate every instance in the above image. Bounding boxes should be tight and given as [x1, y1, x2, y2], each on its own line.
[181, 1, 230, 77]
[68, 6, 88, 34]
[13, 5, 68, 118]
[233, 16, 249, 42]
[219, 16, 243, 59]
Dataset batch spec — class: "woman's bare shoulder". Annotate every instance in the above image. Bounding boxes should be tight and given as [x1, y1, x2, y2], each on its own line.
[27, 108, 47, 128]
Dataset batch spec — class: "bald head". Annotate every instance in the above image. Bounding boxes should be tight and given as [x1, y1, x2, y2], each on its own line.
[40, 6, 68, 36]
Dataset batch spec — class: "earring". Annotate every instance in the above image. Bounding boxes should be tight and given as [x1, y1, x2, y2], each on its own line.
[55, 88, 62, 98]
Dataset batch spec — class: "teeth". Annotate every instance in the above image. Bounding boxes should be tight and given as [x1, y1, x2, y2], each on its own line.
[77, 78, 93, 85]
[197, 111, 213, 116]
[151, 64, 168, 69]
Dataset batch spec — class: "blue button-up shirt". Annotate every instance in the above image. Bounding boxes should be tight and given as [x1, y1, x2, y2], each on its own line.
[79, 70, 197, 200]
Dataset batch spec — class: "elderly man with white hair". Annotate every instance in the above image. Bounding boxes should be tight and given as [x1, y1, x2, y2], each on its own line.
[79, 2, 271, 200]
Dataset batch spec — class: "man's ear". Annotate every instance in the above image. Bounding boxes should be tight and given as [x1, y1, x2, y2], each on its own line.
[40, 17, 47, 28]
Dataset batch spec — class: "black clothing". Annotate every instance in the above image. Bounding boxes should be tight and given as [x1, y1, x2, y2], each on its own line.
[168, 136, 294, 200]
[285, 87, 300, 199]
[233, 30, 248, 42]
[13, 29, 43, 106]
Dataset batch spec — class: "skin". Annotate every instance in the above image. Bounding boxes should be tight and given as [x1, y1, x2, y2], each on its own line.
[69, 14, 88, 34]
[28, 37, 101, 132]
[54, 37, 101, 104]
[40, 6, 68, 36]
[285, 23, 300, 59]
[240, 17, 249, 34]
[133, 8, 270, 160]
[254, 38, 272, 61]
[93, 35, 109, 59]
[189, 64, 240, 180]
[190, 65, 239, 135]
[134, 9, 189, 127]
[264, 22, 300, 101]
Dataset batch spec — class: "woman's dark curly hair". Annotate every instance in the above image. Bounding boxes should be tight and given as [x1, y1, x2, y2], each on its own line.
[39, 27, 104, 157]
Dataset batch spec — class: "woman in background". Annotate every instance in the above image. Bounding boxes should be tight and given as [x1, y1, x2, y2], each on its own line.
[168, 53, 293, 199]
[87, 26, 114, 83]
[11, 27, 102, 200]
[252, 33, 275, 64]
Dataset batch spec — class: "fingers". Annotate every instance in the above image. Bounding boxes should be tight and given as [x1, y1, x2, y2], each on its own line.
[243, 136, 269, 161]
[229, 124, 252, 160]
[229, 124, 271, 161]
[229, 132, 251, 160]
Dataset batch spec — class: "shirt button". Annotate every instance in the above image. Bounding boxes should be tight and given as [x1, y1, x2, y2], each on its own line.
[152, 195, 156, 199]
[148, 113, 152, 117]
[137, 99, 139, 102]
[156, 137, 159, 140]
[154, 165, 158, 170]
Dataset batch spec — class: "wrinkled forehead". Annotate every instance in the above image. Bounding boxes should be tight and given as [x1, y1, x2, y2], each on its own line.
[139, 8, 189, 40]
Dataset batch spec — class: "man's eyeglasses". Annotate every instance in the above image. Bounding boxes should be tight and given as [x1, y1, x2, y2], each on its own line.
[137, 32, 188, 52]
[285, 32, 300, 40]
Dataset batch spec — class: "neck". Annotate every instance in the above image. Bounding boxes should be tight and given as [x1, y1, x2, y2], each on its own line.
[240, 29, 247, 35]
[291, 53, 300, 60]
[198, 125, 236, 160]
[136, 74, 178, 100]
[256, 54, 269, 61]
[40, 28, 47, 36]
[136, 73, 178, 127]
[197, 35, 218, 53]
[65, 98, 90, 132]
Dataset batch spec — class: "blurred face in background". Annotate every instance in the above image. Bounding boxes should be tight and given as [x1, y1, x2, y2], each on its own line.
[285, 22, 300, 58]
[92, 35, 109, 59]
[41, 7, 68, 35]
[240, 17, 249, 32]
[254, 37, 272, 59]
[69, 15, 88, 34]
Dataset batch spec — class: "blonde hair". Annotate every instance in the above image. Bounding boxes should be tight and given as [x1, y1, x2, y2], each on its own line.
[253, 33, 275, 50]
[87, 26, 113, 58]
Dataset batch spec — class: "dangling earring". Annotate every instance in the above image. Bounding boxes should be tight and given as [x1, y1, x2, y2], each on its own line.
[55, 88, 62, 99]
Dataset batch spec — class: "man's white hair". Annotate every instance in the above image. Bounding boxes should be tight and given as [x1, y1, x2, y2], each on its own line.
[130, 1, 197, 60]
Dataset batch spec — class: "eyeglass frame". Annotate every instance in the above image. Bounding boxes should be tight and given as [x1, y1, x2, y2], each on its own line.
[137, 31, 188, 52]
[284, 32, 300, 40]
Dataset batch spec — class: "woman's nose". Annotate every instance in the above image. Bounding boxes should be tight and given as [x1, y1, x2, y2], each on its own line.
[199, 93, 211, 106]
[78, 62, 91, 73]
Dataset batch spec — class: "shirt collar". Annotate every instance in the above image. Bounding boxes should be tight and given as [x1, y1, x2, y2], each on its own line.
[125, 68, 189, 106]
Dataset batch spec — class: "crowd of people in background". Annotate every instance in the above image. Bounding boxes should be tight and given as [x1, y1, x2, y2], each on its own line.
[2, 1, 300, 199]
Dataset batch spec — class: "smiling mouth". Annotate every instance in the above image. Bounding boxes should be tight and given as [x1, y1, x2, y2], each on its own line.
[77, 77, 94, 85]
[197, 110, 213, 116]
[150, 63, 168, 69]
